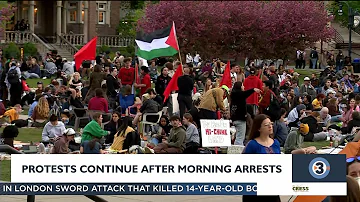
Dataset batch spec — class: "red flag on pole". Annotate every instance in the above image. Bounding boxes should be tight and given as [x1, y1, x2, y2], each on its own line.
[163, 64, 183, 103]
[220, 61, 232, 88]
[74, 36, 97, 71]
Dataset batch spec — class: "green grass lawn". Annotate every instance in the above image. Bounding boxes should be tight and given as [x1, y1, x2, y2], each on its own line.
[0, 160, 11, 182]
[303, 141, 329, 149]
[0, 127, 42, 182]
[0, 127, 43, 143]
[26, 78, 52, 88]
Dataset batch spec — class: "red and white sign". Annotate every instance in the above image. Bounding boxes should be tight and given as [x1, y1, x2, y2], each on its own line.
[200, 119, 231, 147]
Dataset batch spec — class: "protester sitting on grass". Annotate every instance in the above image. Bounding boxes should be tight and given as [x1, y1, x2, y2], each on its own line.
[31, 97, 49, 123]
[81, 112, 109, 143]
[340, 98, 356, 128]
[0, 125, 19, 148]
[273, 108, 288, 147]
[104, 111, 122, 144]
[182, 113, 200, 154]
[80, 136, 104, 154]
[301, 111, 327, 142]
[287, 104, 306, 128]
[133, 93, 162, 126]
[110, 116, 140, 152]
[151, 115, 186, 154]
[312, 93, 325, 111]
[28, 94, 42, 117]
[149, 115, 172, 146]
[42, 114, 66, 145]
[320, 107, 331, 127]
[284, 123, 316, 154]
[52, 128, 75, 154]
[343, 111, 360, 134]
[0, 104, 22, 123]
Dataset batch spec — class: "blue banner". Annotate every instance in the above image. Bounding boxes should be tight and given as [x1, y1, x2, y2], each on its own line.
[0, 183, 257, 195]
[292, 154, 346, 182]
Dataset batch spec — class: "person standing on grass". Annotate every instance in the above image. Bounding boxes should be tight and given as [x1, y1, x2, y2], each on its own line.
[243, 67, 263, 117]
[134, 66, 151, 97]
[118, 57, 135, 93]
[177, 65, 194, 119]
[230, 81, 261, 146]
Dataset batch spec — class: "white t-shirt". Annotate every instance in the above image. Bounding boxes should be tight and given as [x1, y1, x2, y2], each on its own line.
[186, 55, 193, 63]
[194, 54, 200, 62]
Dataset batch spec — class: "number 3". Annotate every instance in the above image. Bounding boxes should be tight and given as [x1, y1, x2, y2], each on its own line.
[315, 162, 324, 174]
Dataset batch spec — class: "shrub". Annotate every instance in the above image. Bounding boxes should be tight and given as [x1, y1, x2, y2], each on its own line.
[23, 42, 38, 58]
[3, 42, 20, 59]
[97, 45, 111, 55]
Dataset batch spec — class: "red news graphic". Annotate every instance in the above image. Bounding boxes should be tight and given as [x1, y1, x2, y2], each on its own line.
[205, 129, 228, 135]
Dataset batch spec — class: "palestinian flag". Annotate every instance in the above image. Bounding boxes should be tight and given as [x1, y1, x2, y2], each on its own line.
[135, 22, 179, 60]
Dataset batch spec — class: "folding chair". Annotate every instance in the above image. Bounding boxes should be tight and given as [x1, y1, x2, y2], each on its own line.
[73, 108, 89, 131]
[140, 111, 163, 139]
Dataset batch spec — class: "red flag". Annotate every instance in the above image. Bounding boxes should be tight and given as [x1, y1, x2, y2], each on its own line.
[220, 61, 232, 88]
[74, 36, 97, 71]
[135, 63, 140, 84]
[163, 64, 183, 103]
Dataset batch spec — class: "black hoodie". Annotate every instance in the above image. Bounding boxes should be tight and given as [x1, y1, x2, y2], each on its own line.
[230, 89, 255, 121]
[155, 74, 171, 98]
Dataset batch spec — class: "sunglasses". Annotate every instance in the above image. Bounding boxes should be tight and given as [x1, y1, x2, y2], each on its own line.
[346, 156, 360, 163]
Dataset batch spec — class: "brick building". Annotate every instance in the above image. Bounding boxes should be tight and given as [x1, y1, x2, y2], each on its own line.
[12, 0, 127, 43]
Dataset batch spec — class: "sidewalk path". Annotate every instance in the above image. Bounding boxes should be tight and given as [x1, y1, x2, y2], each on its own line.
[0, 195, 295, 202]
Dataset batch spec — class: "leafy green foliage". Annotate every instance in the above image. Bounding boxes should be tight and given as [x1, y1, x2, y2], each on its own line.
[23, 42, 38, 58]
[3, 42, 20, 59]
[117, 4, 145, 37]
[97, 45, 111, 55]
[328, 1, 360, 27]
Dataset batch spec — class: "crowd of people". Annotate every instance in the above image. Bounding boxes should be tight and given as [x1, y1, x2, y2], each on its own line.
[0, 48, 360, 201]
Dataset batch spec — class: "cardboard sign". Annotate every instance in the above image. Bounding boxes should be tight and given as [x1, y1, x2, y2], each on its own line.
[200, 119, 231, 147]
[171, 93, 179, 114]
[227, 145, 245, 154]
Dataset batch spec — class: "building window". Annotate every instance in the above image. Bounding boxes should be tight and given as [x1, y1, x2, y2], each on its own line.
[68, 2, 77, 23]
[98, 11, 105, 24]
[69, 10, 77, 23]
[34, 7, 38, 25]
[96, 2, 107, 24]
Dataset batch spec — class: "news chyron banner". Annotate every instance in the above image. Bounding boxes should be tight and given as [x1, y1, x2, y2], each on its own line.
[0, 154, 346, 196]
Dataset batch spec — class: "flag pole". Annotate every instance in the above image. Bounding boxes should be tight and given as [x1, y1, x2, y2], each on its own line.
[173, 21, 183, 71]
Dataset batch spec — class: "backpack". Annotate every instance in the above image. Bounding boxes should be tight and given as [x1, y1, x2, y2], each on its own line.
[264, 92, 282, 121]
[299, 51, 304, 60]
[7, 68, 19, 85]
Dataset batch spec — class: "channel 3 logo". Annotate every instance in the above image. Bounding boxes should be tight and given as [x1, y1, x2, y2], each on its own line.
[308, 157, 331, 179]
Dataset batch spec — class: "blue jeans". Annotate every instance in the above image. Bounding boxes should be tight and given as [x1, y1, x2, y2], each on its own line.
[233, 120, 246, 146]
[311, 58, 317, 69]
[151, 138, 160, 145]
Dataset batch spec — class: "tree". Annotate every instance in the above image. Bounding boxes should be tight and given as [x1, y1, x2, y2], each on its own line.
[0, 2, 16, 33]
[137, 1, 333, 60]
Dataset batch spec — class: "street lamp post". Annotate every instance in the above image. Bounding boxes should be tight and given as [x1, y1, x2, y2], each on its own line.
[337, 1, 354, 60]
